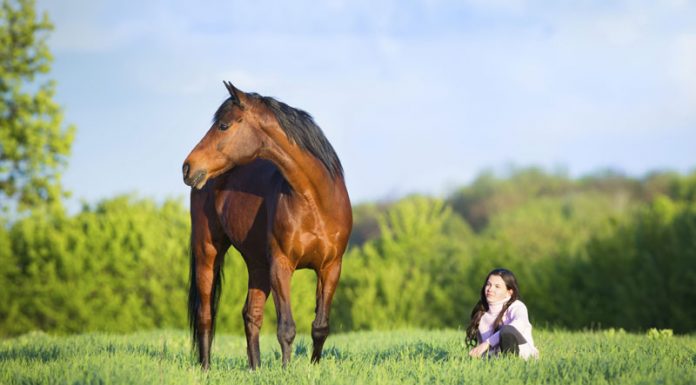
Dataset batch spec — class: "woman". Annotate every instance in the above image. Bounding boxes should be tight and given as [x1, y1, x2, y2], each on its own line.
[466, 268, 539, 359]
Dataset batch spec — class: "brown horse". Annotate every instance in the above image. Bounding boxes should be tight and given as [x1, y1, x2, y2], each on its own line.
[182, 82, 352, 370]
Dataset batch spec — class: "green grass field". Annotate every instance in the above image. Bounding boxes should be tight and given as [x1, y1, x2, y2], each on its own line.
[1, 329, 694, 384]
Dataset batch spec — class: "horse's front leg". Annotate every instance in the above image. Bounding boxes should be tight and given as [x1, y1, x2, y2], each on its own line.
[242, 263, 270, 370]
[189, 190, 230, 370]
[269, 257, 296, 367]
[190, 242, 227, 369]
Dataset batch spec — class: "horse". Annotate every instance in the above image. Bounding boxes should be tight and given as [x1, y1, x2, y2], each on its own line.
[181, 81, 352, 370]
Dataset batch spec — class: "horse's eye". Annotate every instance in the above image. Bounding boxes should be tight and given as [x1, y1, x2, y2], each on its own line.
[219, 122, 230, 131]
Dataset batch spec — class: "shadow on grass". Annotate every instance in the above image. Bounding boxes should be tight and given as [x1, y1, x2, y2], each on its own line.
[0, 345, 63, 363]
[369, 342, 450, 364]
[270, 340, 449, 365]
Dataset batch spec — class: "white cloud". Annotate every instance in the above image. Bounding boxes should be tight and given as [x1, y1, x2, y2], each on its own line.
[39, 1, 151, 52]
[593, 12, 648, 46]
[670, 34, 696, 106]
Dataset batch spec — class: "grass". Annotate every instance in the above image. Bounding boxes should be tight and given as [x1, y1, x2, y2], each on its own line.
[1, 329, 695, 384]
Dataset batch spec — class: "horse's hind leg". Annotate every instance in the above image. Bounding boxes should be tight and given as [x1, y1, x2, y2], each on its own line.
[242, 263, 270, 370]
[311, 261, 342, 363]
[269, 257, 296, 367]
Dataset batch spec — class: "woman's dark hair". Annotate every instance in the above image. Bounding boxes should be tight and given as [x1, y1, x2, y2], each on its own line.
[465, 268, 521, 346]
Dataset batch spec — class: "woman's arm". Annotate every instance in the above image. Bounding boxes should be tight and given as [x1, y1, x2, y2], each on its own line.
[468, 340, 490, 358]
[505, 302, 532, 334]
[482, 302, 531, 348]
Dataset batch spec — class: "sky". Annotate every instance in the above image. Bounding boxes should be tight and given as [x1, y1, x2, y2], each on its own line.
[36, 0, 696, 210]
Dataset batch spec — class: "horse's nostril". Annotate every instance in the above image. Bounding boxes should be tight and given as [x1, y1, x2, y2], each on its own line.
[183, 163, 190, 178]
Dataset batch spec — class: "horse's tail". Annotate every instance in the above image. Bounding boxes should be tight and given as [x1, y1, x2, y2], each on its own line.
[188, 239, 225, 352]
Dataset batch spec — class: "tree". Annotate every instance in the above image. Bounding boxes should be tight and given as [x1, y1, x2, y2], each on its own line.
[0, 195, 193, 336]
[0, 0, 75, 213]
[573, 196, 696, 332]
[333, 195, 474, 331]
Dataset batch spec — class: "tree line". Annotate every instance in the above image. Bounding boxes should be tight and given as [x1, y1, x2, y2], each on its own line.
[1, 168, 695, 336]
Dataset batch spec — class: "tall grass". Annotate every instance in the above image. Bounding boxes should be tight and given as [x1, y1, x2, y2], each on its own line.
[1, 329, 694, 384]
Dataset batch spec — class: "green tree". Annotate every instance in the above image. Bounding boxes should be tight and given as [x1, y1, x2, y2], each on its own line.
[0, 0, 75, 213]
[448, 167, 575, 232]
[0, 195, 192, 336]
[573, 196, 696, 332]
[334, 195, 473, 331]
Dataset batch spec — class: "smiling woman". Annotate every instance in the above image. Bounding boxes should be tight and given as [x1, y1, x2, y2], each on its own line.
[182, 81, 352, 370]
[465, 268, 539, 359]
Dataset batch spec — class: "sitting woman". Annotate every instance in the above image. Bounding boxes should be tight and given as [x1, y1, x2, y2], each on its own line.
[466, 268, 539, 359]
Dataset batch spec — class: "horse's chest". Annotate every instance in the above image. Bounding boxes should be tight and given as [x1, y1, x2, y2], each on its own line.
[217, 191, 267, 245]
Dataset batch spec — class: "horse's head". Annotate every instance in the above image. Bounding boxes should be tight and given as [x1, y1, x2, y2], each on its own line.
[182, 82, 265, 189]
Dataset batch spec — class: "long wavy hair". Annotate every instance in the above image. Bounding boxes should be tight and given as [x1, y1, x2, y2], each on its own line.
[465, 268, 521, 346]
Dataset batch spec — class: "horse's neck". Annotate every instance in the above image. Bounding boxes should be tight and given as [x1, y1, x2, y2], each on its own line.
[261, 130, 342, 210]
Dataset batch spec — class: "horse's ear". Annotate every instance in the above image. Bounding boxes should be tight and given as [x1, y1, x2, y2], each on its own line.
[223, 81, 243, 106]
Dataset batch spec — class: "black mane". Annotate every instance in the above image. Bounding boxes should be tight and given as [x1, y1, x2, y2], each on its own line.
[213, 94, 344, 179]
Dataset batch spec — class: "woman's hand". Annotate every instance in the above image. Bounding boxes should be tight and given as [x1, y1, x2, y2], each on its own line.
[468, 341, 490, 358]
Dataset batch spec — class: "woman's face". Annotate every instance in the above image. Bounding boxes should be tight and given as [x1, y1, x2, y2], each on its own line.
[485, 274, 513, 303]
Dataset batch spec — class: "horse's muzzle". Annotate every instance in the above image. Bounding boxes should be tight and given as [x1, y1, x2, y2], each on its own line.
[182, 163, 207, 188]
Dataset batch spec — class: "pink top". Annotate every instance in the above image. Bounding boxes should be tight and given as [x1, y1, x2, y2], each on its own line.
[478, 298, 539, 359]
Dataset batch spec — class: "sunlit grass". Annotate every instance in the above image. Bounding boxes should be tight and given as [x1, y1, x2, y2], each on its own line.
[1, 329, 694, 384]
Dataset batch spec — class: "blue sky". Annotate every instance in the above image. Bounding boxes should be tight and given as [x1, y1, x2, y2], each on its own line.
[37, 0, 696, 209]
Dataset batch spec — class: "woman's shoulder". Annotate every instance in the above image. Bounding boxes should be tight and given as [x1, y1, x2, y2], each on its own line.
[508, 300, 529, 312]
[505, 300, 531, 323]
